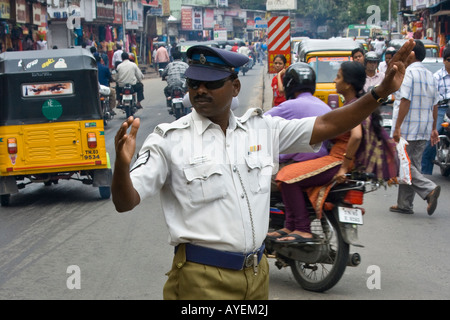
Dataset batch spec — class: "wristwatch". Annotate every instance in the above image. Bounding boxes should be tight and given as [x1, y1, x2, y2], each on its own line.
[370, 86, 388, 104]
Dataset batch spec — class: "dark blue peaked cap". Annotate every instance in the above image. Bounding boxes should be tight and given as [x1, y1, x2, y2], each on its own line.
[185, 45, 249, 81]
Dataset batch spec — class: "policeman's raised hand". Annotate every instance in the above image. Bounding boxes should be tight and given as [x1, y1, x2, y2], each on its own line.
[377, 39, 415, 97]
[115, 116, 140, 166]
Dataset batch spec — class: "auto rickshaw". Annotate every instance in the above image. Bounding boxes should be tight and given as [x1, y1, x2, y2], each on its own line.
[176, 40, 220, 62]
[298, 38, 364, 108]
[389, 38, 439, 58]
[0, 48, 112, 206]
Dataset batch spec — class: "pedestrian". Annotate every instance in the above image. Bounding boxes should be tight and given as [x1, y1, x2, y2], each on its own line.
[421, 46, 450, 174]
[363, 51, 385, 92]
[352, 47, 365, 65]
[112, 40, 415, 299]
[112, 43, 123, 69]
[152, 44, 158, 72]
[155, 44, 170, 73]
[390, 40, 441, 216]
[271, 54, 287, 107]
[379, 47, 396, 73]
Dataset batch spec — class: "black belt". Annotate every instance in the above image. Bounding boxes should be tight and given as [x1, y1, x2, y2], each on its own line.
[175, 243, 265, 270]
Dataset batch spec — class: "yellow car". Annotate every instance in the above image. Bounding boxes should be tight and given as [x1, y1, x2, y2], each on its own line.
[298, 38, 364, 108]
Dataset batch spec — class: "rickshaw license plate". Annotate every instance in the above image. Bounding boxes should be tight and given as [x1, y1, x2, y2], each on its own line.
[172, 98, 183, 103]
[123, 94, 133, 100]
[338, 207, 363, 225]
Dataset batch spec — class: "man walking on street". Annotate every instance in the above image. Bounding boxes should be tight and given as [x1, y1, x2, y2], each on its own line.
[390, 40, 441, 216]
[155, 44, 170, 74]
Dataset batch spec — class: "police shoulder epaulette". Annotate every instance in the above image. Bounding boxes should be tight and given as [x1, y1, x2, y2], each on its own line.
[153, 118, 190, 137]
[237, 107, 263, 123]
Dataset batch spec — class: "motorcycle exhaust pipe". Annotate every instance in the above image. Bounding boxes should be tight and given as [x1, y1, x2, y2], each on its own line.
[347, 252, 361, 267]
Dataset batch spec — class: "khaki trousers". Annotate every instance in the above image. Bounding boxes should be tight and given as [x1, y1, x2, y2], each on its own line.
[163, 244, 269, 300]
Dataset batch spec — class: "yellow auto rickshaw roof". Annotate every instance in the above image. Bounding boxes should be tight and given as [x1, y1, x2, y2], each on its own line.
[298, 38, 364, 61]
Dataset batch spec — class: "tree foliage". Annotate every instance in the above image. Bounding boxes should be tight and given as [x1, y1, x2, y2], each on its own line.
[239, 0, 398, 35]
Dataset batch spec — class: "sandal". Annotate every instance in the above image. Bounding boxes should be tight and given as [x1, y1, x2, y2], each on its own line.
[266, 229, 289, 240]
[389, 205, 414, 215]
[275, 233, 316, 244]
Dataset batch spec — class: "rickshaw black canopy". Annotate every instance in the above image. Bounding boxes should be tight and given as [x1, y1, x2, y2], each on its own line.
[0, 48, 101, 126]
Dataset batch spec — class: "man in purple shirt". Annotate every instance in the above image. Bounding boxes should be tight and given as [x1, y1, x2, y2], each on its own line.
[265, 62, 332, 163]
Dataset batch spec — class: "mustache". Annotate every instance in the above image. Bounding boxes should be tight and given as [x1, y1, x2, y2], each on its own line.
[193, 95, 213, 102]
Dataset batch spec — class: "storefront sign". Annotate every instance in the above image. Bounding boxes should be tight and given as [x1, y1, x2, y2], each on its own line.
[96, 0, 114, 21]
[181, 6, 192, 30]
[16, 0, 27, 24]
[114, 2, 123, 24]
[204, 9, 214, 29]
[0, 0, 10, 19]
[193, 8, 202, 30]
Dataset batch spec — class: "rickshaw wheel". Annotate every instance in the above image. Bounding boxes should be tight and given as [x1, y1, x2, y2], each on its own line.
[1, 194, 10, 206]
[99, 186, 111, 199]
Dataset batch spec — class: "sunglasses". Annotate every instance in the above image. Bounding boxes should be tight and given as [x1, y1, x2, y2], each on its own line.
[186, 76, 233, 90]
[446, 58, 450, 62]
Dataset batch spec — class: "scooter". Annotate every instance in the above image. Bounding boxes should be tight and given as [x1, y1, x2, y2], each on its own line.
[434, 99, 450, 176]
[117, 83, 137, 118]
[265, 171, 381, 292]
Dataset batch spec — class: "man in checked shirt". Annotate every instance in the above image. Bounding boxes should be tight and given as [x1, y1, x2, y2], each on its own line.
[161, 50, 189, 110]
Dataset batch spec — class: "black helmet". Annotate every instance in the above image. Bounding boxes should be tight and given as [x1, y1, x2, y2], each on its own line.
[283, 62, 316, 100]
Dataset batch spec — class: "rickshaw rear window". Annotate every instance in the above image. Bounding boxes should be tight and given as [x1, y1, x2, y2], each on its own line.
[22, 82, 74, 97]
[307, 57, 350, 83]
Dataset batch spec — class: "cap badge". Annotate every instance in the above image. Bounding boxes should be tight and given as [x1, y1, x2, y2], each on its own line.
[199, 54, 207, 65]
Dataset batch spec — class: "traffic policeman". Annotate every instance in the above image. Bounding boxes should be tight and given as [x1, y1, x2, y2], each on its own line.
[112, 41, 416, 300]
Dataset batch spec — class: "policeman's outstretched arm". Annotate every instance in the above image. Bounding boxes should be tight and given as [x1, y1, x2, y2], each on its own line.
[310, 38, 415, 145]
[112, 116, 141, 212]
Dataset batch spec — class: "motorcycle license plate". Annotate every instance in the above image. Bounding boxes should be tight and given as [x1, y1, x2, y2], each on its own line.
[338, 207, 363, 225]
[123, 94, 133, 100]
[382, 119, 392, 127]
[172, 98, 183, 104]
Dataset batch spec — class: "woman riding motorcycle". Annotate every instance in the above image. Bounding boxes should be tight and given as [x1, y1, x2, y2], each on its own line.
[270, 61, 397, 243]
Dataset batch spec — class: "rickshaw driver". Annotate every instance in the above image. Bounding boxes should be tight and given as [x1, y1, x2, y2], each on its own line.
[111, 40, 415, 300]
[115, 52, 145, 109]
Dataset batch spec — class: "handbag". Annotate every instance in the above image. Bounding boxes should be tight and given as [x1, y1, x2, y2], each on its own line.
[395, 137, 412, 185]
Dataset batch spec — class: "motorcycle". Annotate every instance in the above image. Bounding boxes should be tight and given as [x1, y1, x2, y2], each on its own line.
[265, 171, 381, 292]
[434, 99, 450, 176]
[117, 83, 137, 118]
[99, 84, 114, 126]
[168, 85, 189, 119]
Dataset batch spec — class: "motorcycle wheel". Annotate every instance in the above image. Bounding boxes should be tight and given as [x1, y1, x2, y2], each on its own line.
[289, 211, 349, 292]
[436, 139, 450, 176]
[1, 194, 10, 207]
[125, 105, 131, 118]
[174, 104, 182, 119]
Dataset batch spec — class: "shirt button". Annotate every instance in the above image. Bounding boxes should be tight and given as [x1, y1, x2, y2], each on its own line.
[233, 166, 237, 172]
[241, 193, 245, 199]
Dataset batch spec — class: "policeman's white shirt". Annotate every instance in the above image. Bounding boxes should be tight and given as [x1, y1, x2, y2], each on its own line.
[130, 108, 320, 253]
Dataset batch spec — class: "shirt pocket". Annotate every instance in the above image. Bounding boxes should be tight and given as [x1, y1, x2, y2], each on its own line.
[245, 155, 274, 194]
[183, 163, 227, 205]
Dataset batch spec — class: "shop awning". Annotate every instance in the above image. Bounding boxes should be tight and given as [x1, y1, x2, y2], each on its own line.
[431, 9, 450, 16]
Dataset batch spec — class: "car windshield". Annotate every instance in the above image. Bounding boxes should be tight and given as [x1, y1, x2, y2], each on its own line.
[308, 56, 350, 83]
